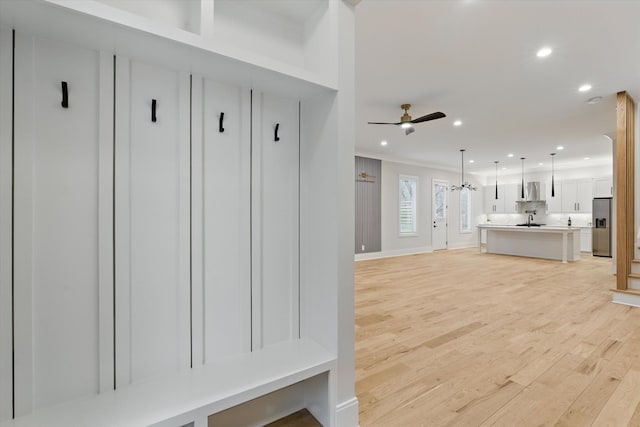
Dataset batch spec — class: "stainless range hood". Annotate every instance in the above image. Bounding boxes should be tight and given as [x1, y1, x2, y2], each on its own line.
[517, 181, 546, 202]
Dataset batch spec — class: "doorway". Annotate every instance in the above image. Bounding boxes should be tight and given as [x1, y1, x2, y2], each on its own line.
[432, 179, 448, 250]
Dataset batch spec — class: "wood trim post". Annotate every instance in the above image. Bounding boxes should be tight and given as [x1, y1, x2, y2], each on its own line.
[616, 91, 635, 290]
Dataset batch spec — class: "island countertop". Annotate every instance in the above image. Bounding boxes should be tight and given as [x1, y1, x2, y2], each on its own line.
[477, 224, 580, 262]
[477, 224, 581, 232]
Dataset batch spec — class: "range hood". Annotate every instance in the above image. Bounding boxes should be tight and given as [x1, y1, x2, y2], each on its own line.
[517, 181, 546, 202]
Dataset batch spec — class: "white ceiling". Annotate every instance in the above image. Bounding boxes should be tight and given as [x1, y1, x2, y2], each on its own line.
[355, 0, 640, 178]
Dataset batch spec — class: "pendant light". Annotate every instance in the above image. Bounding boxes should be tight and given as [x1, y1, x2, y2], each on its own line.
[520, 157, 526, 199]
[550, 152, 556, 197]
[494, 161, 499, 199]
[451, 149, 477, 191]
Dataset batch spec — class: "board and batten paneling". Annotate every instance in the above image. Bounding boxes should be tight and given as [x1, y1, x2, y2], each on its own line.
[355, 156, 381, 254]
[0, 28, 13, 422]
[190, 76, 252, 366]
[114, 58, 191, 386]
[251, 92, 300, 350]
[12, 35, 114, 415]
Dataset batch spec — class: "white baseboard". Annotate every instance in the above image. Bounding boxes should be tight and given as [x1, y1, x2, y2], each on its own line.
[355, 246, 432, 261]
[354, 244, 481, 261]
[612, 291, 640, 307]
[446, 242, 476, 250]
[335, 396, 359, 427]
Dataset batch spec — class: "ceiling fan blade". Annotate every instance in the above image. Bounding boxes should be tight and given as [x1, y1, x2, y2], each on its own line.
[410, 112, 446, 124]
[367, 121, 401, 125]
[405, 126, 415, 136]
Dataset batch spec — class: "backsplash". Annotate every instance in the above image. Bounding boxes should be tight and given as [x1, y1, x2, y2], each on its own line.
[482, 212, 592, 227]
[546, 213, 592, 227]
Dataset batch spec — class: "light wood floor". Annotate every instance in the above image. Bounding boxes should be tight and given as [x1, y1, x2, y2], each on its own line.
[355, 248, 640, 426]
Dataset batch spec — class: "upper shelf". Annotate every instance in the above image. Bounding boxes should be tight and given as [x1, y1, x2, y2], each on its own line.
[0, 0, 339, 97]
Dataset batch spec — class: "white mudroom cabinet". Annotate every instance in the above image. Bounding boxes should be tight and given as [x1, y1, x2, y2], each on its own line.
[251, 92, 301, 350]
[191, 77, 253, 365]
[114, 58, 192, 386]
[0, 0, 356, 425]
[12, 34, 114, 415]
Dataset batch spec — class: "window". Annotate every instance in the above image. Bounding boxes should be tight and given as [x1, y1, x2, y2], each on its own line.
[434, 182, 447, 221]
[399, 176, 417, 235]
[460, 187, 472, 233]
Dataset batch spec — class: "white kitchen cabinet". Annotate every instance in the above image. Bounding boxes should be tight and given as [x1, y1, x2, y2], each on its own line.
[114, 58, 191, 386]
[251, 92, 300, 349]
[580, 228, 592, 252]
[191, 77, 252, 365]
[503, 183, 519, 213]
[484, 184, 517, 213]
[484, 184, 504, 213]
[545, 180, 562, 212]
[12, 35, 114, 414]
[594, 177, 613, 198]
[561, 179, 592, 213]
[576, 180, 593, 213]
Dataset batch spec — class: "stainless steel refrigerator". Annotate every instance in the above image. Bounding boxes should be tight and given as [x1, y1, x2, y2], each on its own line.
[592, 197, 612, 257]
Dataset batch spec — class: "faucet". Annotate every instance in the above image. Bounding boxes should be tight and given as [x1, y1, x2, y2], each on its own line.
[525, 209, 536, 226]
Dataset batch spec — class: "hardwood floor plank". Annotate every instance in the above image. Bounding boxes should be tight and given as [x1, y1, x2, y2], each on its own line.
[265, 409, 321, 427]
[422, 321, 487, 349]
[355, 248, 640, 426]
[592, 369, 640, 426]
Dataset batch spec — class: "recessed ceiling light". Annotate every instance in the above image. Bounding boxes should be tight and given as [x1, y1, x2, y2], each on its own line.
[579, 84, 592, 92]
[584, 157, 590, 160]
[468, 160, 475, 163]
[380, 140, 388, 146]
[507, 153, 514, 158]
[538, 162, 544, 166]
[502, 167, 507, 170]
[453, 120, 462, 126]
[587, 96, 602, 104]
[557, 146, 564, 150]
[536, 47, 552, 58]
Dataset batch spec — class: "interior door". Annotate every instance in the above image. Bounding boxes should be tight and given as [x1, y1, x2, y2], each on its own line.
[432, 179, 448, 250]
[13, 35, 113, 414]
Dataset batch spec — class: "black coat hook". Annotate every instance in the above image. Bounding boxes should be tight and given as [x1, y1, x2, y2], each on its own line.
[274, 123, 280, 142]
[151, 99, 157, 122]
[61, 81, 69, 109]
[219, 112, 225, 133]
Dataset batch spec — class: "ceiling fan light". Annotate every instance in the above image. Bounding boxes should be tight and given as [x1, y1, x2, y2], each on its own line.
[400, 122, 412, 129]
[536, 47, 552, 58]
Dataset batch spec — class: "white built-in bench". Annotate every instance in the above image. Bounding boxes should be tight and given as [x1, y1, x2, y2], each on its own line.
[0, 339, 335, 427]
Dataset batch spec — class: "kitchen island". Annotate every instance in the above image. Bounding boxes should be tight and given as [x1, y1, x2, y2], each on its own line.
[477, 225, 581, 263]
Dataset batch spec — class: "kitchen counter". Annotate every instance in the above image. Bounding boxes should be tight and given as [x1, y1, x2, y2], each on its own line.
[477, 224, 581, 263]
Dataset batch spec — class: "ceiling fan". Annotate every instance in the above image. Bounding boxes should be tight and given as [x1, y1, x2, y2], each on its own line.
[368, 104, 446, 135]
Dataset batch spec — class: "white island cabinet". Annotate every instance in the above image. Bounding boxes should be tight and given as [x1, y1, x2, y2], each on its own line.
[478, 225, 581, 263]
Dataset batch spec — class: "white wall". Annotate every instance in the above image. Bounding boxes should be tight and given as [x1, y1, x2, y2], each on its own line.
[356, 158, 483, 259]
